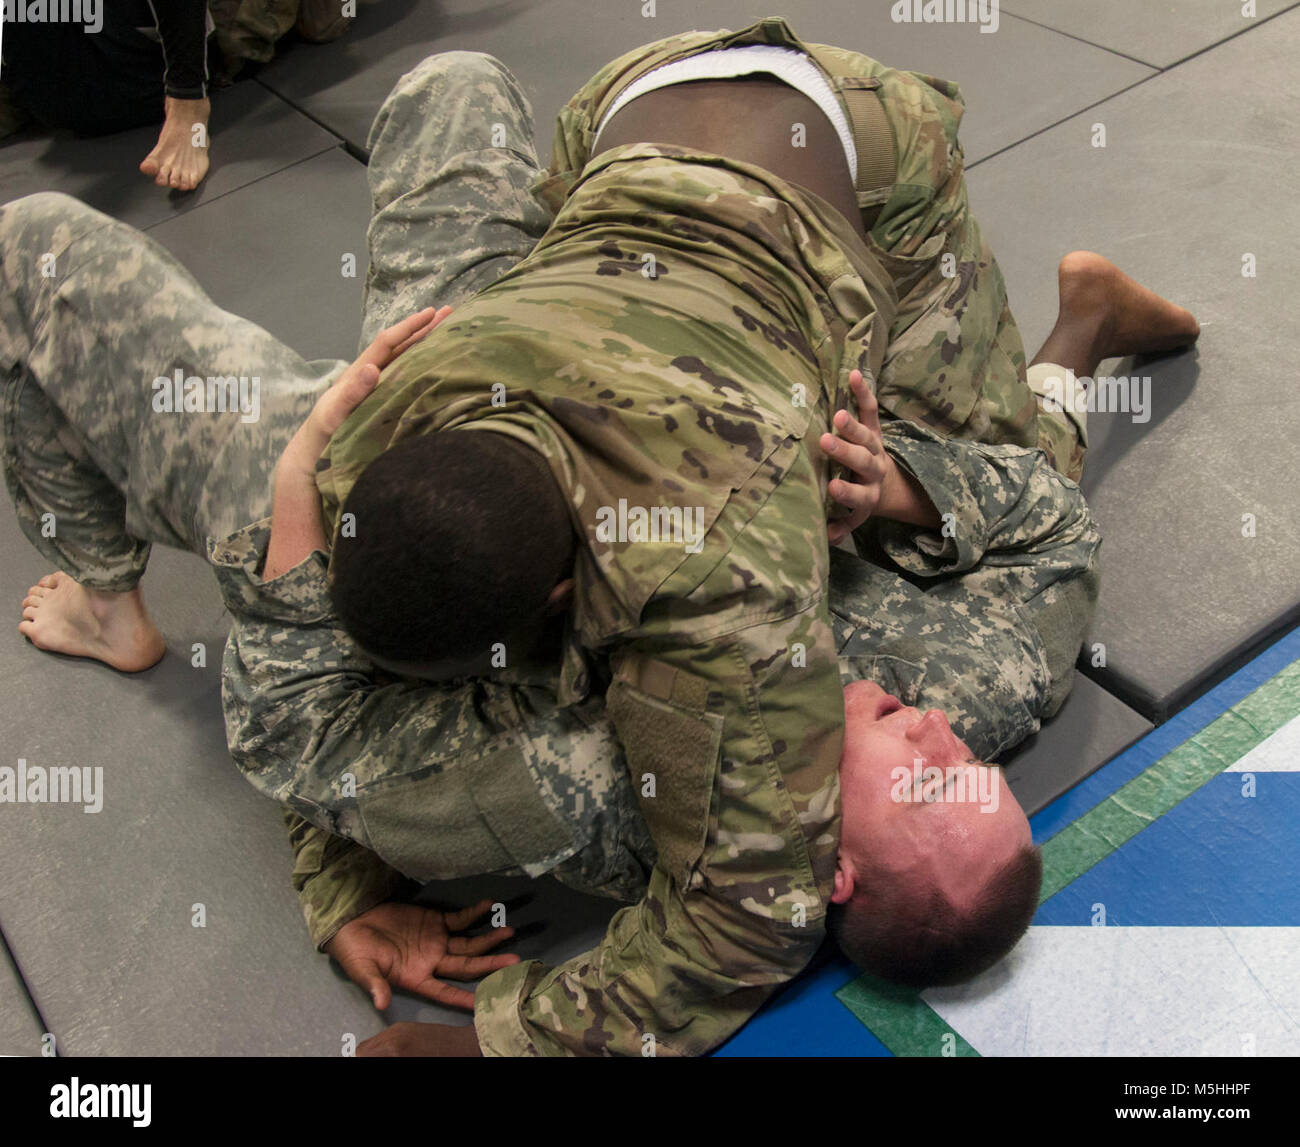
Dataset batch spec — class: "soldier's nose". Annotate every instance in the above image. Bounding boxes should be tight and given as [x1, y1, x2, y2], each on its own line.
[905, 709, 950, 744]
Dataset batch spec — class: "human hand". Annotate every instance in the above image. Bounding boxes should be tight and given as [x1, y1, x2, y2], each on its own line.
[820, 370, 895, 543]
[281, 306, 451, 478]
[357, 1021, 483, 1057]
[325, 899, 519, 1011]
[265, 308, 447, 576]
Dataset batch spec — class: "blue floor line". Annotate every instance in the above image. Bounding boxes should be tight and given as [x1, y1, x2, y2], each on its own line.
[1031, 624, 1300, 841]
[712, 953, 888, 1057]
[1039, 772, 1300, 925]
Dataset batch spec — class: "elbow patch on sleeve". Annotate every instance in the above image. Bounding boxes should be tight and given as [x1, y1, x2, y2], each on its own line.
[357, 745, 578, 882]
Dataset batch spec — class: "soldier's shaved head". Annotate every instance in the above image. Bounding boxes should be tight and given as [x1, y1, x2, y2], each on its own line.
[827, 679, 1040, 988]
[329, 430, 576, 668]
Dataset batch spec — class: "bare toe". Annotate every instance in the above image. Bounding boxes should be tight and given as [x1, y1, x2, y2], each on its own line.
[14, 575, 164, 671]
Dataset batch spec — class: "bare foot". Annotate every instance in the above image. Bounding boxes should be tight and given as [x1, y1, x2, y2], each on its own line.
[1057, 251, 1201, 360]
[19, 572, 165, 672]
[139, 96, 211, 191]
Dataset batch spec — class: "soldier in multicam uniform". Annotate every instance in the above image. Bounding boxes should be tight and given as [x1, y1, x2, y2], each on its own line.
[1, 17, 1199, 1055]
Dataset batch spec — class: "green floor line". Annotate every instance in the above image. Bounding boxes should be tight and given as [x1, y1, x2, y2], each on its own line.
[835, 975, 980, 1057]
[833, 656, 1300, 1057]
[1042, 662, 1299, 899]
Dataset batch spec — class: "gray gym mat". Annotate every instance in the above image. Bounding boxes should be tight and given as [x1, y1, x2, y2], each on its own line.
[967, 7, 1300, 720]
[0, 526, 386, 1055]
[1005, 0, 1299, 69]
[0, 77, 341, 233]
[257, 0, 1152, 168]
[0, 929, 45, 1056]
[1, 0, 1291, 1057]
[999, 675, 1153, 816]
[146, 146, 371, 363]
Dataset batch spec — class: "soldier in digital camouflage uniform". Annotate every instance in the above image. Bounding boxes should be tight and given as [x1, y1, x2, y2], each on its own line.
[0, 16, 1197, 1055]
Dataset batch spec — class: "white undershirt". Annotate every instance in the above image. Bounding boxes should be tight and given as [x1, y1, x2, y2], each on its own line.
[593, 44, 858, 184]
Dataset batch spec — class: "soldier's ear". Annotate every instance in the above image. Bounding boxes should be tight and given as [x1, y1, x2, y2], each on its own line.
[544, 578, 574, 613]
[831, 856, 857, 906]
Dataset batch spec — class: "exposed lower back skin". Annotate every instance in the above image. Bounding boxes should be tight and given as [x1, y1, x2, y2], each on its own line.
[594, 76, 871, 246]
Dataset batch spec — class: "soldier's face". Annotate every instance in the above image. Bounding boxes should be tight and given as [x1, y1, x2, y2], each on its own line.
[831, 680, 1031, 913]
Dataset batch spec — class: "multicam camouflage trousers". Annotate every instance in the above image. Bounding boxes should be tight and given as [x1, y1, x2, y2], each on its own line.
[1, 36, 1082, 590]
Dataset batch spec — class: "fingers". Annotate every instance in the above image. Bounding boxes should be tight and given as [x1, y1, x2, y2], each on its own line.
[446, 927, 515, 957]
[850, 369, 880, 426]
[359, 309, 434, 367]
[367, 306, 452, 366]
[837, 402, 881, 453]
[433, 953, 522, 983]
[383, 307, 441, 346]
[315, 305, 450, 440]
[390, 308, 450, 358]
[820, 372, 885, 484]
[421, 978, 477, 1011]
[443, 898, 496, 933]
[821, 372, 887, 538]
[820, 425, 886, 488]
[835, 372, 883, 450]
[827, 473, 877, 508]
[824, 483, 877, 540]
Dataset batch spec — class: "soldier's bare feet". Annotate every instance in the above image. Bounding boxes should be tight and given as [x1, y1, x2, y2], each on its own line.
[139, 96, 211, 191]
[1057, 251, 1200, 362]
[19, 572, 165, 672]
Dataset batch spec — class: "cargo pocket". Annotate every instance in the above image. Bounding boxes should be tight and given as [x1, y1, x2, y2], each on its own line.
[356, 743, 577, 883]
[606, 656, 723, 890]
